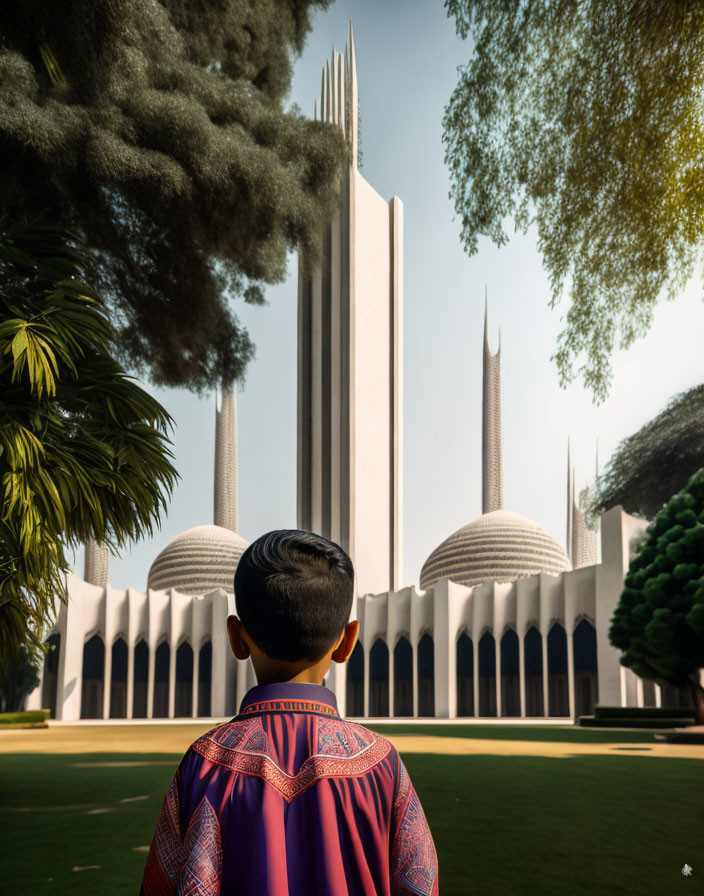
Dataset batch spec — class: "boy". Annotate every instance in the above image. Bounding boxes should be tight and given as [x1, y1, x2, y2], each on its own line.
[140, 529, 438, 896]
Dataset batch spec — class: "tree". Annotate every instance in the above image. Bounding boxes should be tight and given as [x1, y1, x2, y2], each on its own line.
[1, 223, 178, 665]
[443, 1, 704, 402]
[0, 1, 347, 391]
[0, 646, 39, 712]
[609, 470, 704, 723]
[589, 385, 704, 520]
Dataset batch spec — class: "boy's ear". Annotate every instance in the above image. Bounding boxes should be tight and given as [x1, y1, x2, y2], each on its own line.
[331, 619, 359, 664]
[227, 615, 250, 661]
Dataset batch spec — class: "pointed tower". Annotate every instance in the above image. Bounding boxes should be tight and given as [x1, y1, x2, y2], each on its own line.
[482, 296, 503, 514]
[214, 388, 239, 533]
[297, 22, 402, 595]
[84, 539, 109, 588]
[567, 443, 598, 568]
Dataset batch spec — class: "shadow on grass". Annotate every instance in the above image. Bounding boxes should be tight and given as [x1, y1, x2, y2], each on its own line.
[1, 751, 700, 895]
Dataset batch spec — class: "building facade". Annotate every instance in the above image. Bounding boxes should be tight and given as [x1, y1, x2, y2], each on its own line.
[297, 24, 403, 598]
[24, 24, 694, 724]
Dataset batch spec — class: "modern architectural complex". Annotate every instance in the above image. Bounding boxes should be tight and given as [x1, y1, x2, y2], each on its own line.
[26, 25, 691, 723]
[297, 23, 402, 598]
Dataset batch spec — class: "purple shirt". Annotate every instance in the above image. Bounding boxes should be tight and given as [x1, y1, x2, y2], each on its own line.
[141, 681, 438, 895]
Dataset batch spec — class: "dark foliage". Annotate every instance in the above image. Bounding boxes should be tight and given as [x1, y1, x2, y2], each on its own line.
[0, 647, 40, 712]
[0, 1, 347, 389]
[0, 223, 178, 663]
[609, 470, 704, 721]
[590, 385, 704, 520]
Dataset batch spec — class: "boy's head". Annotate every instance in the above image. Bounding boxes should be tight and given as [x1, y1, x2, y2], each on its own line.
[233, 529, 355, 664]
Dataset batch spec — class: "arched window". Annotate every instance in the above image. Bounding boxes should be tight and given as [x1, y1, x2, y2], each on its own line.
[417, 634, 434, 717]
[478, 632, 496, 717]
[346, 641, 364, 717]
[369, 639, 389, 717]
[42, 633, 60, 719]
[153, 642, 170, 718]
[81, 635, 105, 719]
[524, 627, 544, 716]
[133, 640, 149, 719]
[573, 620, 598, 718]
[109, 638, 128, 718]
[500, 629, 520, 717]
[548, 623, 569, 717]
[456, 633, 474, 717]
[175, 642, 193, 717]
[394, 637, 413, 717]
[198, 642, 212, 717]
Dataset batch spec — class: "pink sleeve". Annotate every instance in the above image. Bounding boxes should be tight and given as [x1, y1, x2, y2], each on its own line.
[141, 762, 223, 896]
[390, 755, 439, 896]
[141, 772, 186, 896]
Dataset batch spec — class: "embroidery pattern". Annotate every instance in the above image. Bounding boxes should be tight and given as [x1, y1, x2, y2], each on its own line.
[192, 717, 391, 803]
[392, 761, 437, 896]
[239, 698, 338, 717]
[317, 716, 375, 756]
[179, 797, 222, 896]
[143, 777, 187, 895]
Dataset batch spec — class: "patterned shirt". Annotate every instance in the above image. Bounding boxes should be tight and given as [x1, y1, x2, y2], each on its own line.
[140, 681, 438, 896]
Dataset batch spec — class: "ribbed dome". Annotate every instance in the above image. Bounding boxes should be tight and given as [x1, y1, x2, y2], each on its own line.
[148, 525, 249, 595]
[420, 510, 570, 590]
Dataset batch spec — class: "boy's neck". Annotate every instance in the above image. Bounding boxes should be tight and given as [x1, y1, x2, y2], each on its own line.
[251, 657, 331, 688]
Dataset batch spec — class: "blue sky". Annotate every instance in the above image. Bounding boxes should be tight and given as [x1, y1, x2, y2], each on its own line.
[79, 1, 704, 591]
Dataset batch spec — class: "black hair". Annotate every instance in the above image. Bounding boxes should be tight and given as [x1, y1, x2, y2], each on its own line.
[234, 529, 355, 662]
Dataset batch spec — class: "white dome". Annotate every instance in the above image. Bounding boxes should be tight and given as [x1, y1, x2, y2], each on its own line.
[147, 525, 249, 595]
[420, 510, 570, 590]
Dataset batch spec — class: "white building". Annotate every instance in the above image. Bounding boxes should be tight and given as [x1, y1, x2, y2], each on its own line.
[25, 25, 692, 724]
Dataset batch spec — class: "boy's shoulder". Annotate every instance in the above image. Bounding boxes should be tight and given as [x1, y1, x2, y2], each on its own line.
[185, 714, 399, 782]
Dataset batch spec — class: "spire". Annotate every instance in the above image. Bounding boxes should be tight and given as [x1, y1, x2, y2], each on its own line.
[595, 439, 599, 479]
[570, 454, 598, 569]
[482, 293, 504, 514]
[214, 388, 239, 533]
[84, 539, 109, 588]
[344, 19, 358, 168]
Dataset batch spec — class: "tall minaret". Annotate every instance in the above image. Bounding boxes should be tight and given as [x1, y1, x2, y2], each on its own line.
[482, 296, 503, 514]
[298, 21, 402, 596]
[84, 539, 109, 588]
[214, 388, 239, 533]
[567, 442, 598, 568]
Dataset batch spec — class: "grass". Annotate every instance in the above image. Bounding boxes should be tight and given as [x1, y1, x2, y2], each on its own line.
[0, 730, 701, 894]
[366, 723, 663, 743]
[0, 709, 50, 727]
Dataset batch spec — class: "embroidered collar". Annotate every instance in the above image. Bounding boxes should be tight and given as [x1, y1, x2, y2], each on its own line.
[238, 681, 340, 718]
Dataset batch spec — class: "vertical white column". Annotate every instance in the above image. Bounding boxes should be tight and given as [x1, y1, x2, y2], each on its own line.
[519, 632, 526, 718]
[126, 640, 134, 720]
[168, 642, 176, 719]
[619, 665, 627, 707]
[495, 638, 502, 718]
[567, 626, 576, 719]
[472, 638, 479, 718]
[412, 643, 418, 718]
[102, 637, 112, 720]
[26, 665, 43, 711]
[147, 645, 155, 719]
[235, 658, 249, 711]
[388, 637, 395, 718]
[654, 682, 662, 709]
[636, 676, 644, 709]
[542, 632, 549, 718]
[363, 647, 369, 718]
[192, 646, 200, 718]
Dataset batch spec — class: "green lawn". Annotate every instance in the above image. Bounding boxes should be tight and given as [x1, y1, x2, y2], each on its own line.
[366, 723, 662, 743]
[1, 743, 701, 894]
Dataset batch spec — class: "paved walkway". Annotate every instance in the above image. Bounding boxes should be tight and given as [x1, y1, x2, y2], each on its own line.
[1, 723, 702, 759]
